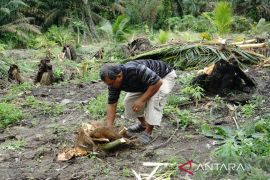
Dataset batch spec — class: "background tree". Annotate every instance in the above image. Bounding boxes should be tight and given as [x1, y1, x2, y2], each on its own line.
[230, 0, 270, 21]
[0, 0, 40, 47]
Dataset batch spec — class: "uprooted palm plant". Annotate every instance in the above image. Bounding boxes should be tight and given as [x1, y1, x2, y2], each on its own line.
[128, 44, 262, 70]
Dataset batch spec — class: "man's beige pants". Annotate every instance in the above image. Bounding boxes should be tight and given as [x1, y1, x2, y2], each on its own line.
[124, 70, 177, 126]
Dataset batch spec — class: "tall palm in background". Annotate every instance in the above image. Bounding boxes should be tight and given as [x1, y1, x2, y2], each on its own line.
[25, 0, 117, 42]
[230, 0, 270, 21]
[0, 0, 40, 40]
[1, 0, 270, 47]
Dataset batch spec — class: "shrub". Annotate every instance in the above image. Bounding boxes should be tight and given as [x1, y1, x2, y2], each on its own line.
[46, 25, 74, 46]
[29, 35, 57, 49]
[168, 15, 213, 33]
[231, 16, 253, 33]
[112, 15, 130, 42]
[155, 30, 170, 44]
[0, 43, 7, 52]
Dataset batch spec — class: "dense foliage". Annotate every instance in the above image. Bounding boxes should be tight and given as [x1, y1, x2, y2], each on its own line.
[1, 0, 270, 48]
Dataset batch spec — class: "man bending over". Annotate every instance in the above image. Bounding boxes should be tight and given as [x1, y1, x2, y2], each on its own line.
[100, 59, 177, 144]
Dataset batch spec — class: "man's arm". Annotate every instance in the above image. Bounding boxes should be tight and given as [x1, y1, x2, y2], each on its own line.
[140, 79, 163, 102]
[106, 102, 117, 126]
[132, 79, 163, 112]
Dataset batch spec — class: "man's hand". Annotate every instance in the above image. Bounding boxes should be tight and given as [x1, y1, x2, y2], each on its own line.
[132, 79, 163, 113]
[132, 99, 145, 112]
[107, 103, 117, 126]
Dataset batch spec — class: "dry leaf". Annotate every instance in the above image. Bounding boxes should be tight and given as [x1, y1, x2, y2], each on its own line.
[57, 147, 88, 161]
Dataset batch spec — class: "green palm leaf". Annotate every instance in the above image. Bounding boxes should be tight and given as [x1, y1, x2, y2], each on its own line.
[214, 1, 233, 36]
[128, 44, 261, 70]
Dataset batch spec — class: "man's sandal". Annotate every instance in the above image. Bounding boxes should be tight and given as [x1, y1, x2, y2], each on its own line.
[137, 132, 153, 145]
[127, 124, 146, 133]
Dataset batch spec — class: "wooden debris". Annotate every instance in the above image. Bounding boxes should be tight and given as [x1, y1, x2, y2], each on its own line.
[230, 39, 256, 45]
[57, 121, 138, 161]
[143, 162, 170, 167]
[92, 138, 110, 142]
[233, 117, 240, 130]
[237, 43, 266, 49]
[57, 147, 88, 161]
[101, 138, 126, 151]
[119, 127, 128, 136]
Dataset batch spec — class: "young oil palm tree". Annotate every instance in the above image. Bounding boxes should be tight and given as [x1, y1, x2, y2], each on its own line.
[214, 1, 233, 36]
[203, 1, 233, 37]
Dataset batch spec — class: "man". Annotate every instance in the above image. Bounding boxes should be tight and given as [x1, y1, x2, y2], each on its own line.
[100, 59, 177, 144]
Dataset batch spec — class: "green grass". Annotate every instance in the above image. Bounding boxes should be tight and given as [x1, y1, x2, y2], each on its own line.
[199, 114, 270, 179]
[122, 167, 133, 177]
[241, 103, 256, 118]
[0, 102, 23, 128]
[78, 60, 102, 83]
[24, 96, 64, 116]
[166, 94, 190, 107]
[0, 139, 26, 151]
[10, 82, 32, 95]
[155, 30, 170, 44]
[86, 92, 125, 119]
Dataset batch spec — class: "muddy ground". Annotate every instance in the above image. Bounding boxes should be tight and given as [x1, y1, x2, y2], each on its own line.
[0, 51, 269, 179]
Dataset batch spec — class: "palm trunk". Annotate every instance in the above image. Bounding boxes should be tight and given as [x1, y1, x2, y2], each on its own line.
[83, 5, 99, 42]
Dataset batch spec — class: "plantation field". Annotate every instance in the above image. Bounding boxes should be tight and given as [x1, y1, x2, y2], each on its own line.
[1, 0, 270, 179]
[0, 48, 269, 179]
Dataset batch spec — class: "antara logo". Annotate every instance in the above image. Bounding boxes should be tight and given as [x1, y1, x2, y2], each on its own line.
[178, 160, 194, 175]
[178, 160, 245, 175]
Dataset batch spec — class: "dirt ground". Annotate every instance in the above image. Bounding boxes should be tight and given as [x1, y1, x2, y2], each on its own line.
[0, 52, 269, 179]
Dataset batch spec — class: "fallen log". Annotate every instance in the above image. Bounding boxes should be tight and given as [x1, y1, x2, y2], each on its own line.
[101, 138, 127, 151]
[230, 39, 256, 45]
[237, 43, 266, 49]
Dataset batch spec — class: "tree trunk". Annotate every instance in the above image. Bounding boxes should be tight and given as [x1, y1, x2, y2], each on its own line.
[82, 3, 99, 42]
[173, 0, 184, 16]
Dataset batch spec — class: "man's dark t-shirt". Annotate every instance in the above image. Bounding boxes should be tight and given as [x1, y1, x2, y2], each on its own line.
[108, 60, 173, 104]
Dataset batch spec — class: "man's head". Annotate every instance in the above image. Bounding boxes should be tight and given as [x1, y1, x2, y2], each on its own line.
[100, 63, 123, 89]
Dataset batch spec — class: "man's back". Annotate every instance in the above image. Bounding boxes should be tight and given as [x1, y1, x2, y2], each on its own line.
[125, 59, 172, 79]
[107, 60, 173, 104]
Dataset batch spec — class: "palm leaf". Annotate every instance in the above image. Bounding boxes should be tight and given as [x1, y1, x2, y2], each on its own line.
[214, 1, 233, 36]
[128, 44, 262, 70]
[7, 0, 28, 8]
[0, 7, 10, 15]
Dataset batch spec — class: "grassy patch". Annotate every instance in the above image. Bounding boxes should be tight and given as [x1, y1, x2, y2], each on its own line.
[122, 167, 133, 177]
[79, 60, 102, 82]
[199, 114, 270, 179]
[86, 92, 125, 119]
[0, 102, 23, 128]
[23, 96, 64, 116]
[0, 139, 26, 151]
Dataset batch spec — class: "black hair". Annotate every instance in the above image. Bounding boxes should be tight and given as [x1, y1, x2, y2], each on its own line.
[100, 63, 122, 81]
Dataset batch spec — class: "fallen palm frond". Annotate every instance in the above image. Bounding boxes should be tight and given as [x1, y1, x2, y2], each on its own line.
[128, 44, 262, 70]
